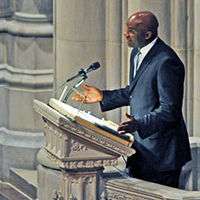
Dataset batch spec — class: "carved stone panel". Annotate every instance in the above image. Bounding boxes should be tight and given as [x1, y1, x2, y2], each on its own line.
[70, 139, 88, 153]
[62, 171, 101, 200]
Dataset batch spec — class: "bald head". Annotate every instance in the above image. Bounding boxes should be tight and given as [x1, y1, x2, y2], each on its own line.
[125, 11, 159, 47]
[128, 11, 159, 37]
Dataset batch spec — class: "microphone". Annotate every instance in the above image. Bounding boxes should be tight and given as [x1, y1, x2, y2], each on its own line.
[84, 62, 100, 73]
[66, 62, 100, 82]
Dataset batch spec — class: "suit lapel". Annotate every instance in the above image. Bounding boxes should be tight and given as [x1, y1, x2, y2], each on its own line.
[129, 38, 162, 93]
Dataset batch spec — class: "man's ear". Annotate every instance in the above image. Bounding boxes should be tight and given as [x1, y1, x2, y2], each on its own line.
[145, 31, 153, 40]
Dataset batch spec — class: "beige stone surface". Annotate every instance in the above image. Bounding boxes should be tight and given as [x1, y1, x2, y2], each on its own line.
[193, 0, 200, 137]
[106, 177, 200, 200]
[7, 36, 36, 70]
[14, 0, 52, 16]
[56, 0, 105, 41]
[0, 86, 8, 127]
[6, 36, 53, 70]
[0, 34, 6, 64]
[8, 89, 40, 131]
[193, 98, 200, 137]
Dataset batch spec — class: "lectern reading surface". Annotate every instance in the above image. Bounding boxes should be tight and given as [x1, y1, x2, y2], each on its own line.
[48, 98, 133, 147]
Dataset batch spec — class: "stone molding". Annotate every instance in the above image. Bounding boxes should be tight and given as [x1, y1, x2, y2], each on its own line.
[0, 127, 44, 179]
[0, 180, 31, 200]
[106, 191, 143, 200]
[106, 178, 200, 200]
[0, 64, 53, 89]
[0, 127, 44, 148]
[0, 18, 53, 37]
[61, 159, 118, 170]
[13, 12, 52, 23]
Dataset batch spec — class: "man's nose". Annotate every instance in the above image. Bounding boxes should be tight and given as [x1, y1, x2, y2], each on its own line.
[124, 31, 129, 38]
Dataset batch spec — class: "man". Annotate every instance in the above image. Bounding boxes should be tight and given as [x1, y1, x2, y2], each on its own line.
[72, 11, 191, 188]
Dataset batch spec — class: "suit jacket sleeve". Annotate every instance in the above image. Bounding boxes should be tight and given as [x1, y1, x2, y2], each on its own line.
[136, 58, 185, 139]
[100, 86, 130, 112]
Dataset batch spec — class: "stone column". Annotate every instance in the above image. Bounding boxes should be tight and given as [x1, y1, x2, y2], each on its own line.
[0, 0, 12, 134]
[54, 0, 106, 118]
[193, 0, 200, 137]
[170, 0, 189, 132]
[105, 0, 122, 123]
[185, 0, 195, 136]
[120, 0, 129, 122]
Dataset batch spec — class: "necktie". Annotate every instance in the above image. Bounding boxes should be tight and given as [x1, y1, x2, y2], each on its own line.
[133, 50, 141, 77]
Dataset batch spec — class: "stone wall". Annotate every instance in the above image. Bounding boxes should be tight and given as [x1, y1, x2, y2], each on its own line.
[0, 0, 53, 180]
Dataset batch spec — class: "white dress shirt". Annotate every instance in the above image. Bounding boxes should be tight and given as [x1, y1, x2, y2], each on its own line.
[133, 37, 158, 77]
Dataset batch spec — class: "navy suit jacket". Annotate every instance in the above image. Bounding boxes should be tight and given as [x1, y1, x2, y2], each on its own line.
[100, 38, 191, 172]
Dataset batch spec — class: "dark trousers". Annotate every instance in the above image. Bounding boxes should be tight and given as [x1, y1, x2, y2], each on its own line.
[129, 167, 181, 188]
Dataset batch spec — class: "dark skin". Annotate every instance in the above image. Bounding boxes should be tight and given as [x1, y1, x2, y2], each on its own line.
[72, 11, 159, 135]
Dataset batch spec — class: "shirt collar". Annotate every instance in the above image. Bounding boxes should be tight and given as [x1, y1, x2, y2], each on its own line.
[139, 37, 158, 57]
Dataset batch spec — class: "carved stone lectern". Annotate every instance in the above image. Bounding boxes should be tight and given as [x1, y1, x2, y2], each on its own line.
[33, 99, 135, 200]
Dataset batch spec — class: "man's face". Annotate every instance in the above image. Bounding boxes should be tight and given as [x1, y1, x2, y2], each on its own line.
[124, 24, 140, 48]
[124, 15, 147, 48]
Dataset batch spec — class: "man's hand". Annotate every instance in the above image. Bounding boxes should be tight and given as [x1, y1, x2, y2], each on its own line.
[71, 84, 103, 104]
[117, 113, 139, 134]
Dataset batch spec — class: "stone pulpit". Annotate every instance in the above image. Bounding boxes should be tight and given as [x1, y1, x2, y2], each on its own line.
[33, 98, 134, 200]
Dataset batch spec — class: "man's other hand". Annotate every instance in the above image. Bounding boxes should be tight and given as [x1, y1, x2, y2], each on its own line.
[117, 113, 139, 134]
[71, 84, 103, 104]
